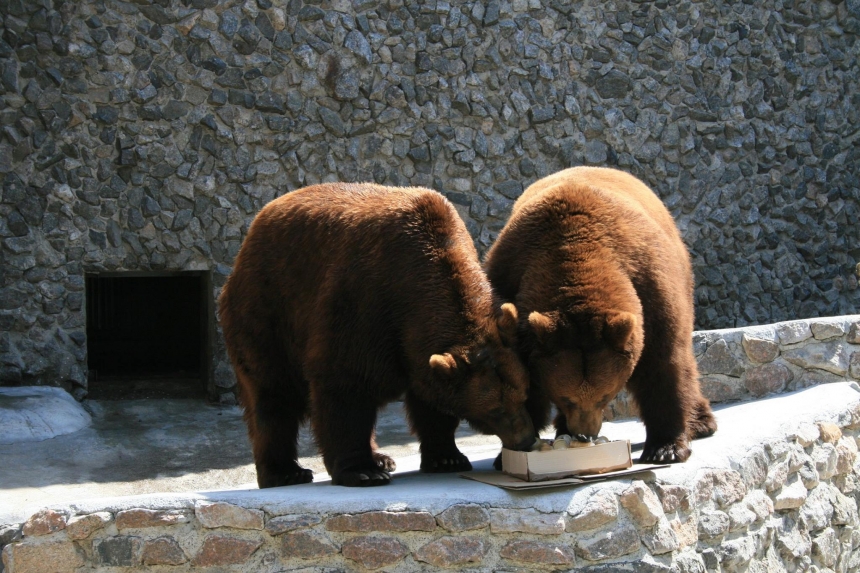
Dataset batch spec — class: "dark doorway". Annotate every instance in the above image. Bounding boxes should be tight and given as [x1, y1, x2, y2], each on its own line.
[86, 273, 210, 400]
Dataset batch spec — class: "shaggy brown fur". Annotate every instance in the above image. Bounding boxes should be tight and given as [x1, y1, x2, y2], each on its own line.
[219, 183, 535, 487]
[485, 167, 717, 463]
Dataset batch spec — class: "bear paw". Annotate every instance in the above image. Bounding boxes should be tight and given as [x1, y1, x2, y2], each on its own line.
[421, 451, 472, 473]
[258, 467, 314, 488]
[688, 404, 718, 440]
[332, 468, 391, 487]
[640, 439, 691, 463]
[373, 451, 397, 472]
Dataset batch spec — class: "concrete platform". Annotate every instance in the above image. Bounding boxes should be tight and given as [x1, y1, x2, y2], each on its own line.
[0, 394, 506, 526]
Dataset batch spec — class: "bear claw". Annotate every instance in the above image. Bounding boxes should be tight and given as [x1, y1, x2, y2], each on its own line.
[639, 441, 690, 464]
[333, 469, 391, 487]
[421, 452, 472, 473]
[373, 451, 397, 472]
[259, 468, 314, 488]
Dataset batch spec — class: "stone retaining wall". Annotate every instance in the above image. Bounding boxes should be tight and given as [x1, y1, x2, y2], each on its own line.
[1, 0, 859, 393]
[3, 383, 860, 572]
[604, 315, 860, 422]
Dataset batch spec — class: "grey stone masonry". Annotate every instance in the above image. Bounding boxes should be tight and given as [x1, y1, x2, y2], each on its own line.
[605, 315, 860, 422]
[0, 0, 858, 395]
[3, 382, 860, 572]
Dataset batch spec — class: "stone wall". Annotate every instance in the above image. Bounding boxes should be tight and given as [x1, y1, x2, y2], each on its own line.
[0, 0, 858, 392]
[3, 383, 860, 572]
[606, 315, 860, 422]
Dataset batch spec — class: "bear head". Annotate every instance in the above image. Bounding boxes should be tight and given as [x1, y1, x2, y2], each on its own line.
[526, 309, 644, 441]
[429, 303, 536, 451]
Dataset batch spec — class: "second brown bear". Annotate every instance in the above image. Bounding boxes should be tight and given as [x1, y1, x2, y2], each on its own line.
[485, 166, 717, 463]
[219, 183, 536, 487]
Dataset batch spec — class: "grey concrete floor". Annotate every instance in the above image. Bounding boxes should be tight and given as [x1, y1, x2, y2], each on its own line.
[0, 397, 505, 525]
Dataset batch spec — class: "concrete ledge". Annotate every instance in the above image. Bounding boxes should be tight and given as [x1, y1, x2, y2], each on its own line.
[3, 383, 860, 572]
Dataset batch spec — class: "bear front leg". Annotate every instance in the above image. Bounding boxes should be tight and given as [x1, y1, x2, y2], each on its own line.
[627, 359, 693, 463]
[247, 389, 313, 488]
[312, 391, 390, 487]
[404, 390, 472, 473]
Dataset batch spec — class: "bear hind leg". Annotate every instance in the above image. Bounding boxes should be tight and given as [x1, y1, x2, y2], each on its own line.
[405, 390, 472, 473]
[628, 363, 693, 464]
[313, 389, 390, 487]
[245, 384, 313, 488]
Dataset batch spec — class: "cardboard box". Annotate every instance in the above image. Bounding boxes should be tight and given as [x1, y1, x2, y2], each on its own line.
[501, 440, 633, 482]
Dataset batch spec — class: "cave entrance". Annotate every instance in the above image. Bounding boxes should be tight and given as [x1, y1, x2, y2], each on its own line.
[85, 272, 212, 400]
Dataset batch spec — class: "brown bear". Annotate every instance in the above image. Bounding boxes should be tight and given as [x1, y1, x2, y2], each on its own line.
[218, 182, 536, 487]
[484, 166, 717, 463]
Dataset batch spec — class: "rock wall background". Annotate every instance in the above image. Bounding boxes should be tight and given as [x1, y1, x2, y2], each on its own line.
[0, 0, 858, 393]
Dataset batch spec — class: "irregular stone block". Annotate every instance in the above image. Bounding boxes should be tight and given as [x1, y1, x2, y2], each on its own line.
[777, 321, 813, 345]
[764, 458, 789, 492]
[773, 478, 808, 510]
[620, 480, 663, 526]
[488, 508, 564, 535]
[196, 502, 264, 530]
[697, 510, 729, 540]
[500, 540, 576, 565]
[670, 513, 698, 548]
[835, 436, 858, 475]
[783, 341, 850, 376]
[812, 443, 839, 479]
[720, 536, 755, 570]
[575, 523, 640, 561]
[848, 322, 860, 344]
[142, 536, 187, 566]
[641, 517, 679, 554]
[413, 536, 487, 567]
[812, 527, 839, 568]
[743, 362, 792, 397]
[65, 512, 111, 540]
[851, 352, 860, 379]
[698, 339, 745, 377]
[95, 535, 144, 567]
[792, 423, 821, 447]
[727, 504, 756, 532]
[280, 532, 337, 559]
[2, 540, 84, 573]
[742, 332, 779, 363]
[654, 483, 691, 513]
[811, 322, 845, 340]
[777, 519, 811, 559]
[115, 509, 190, 529]
[800, 485, 834, 532]
[436, 505, 489, 532]
[341, 536, 408, 569]
[819, 422, 843, 444]
[744, 490, 774, 521]
[695, 469, 747, 507]
[194, 535, 262, 566]
[22, 509, 67, 536]
[326, 511, 436, 532]
[567, 490, 619, 531]
[265, 514, 322, 535]
[699, 375, 746, 403]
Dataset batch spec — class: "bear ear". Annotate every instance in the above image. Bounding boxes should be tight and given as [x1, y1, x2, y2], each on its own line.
[603, 311, 640, 355]
[429, 353, 458, 378]
[497, 303, 519, 346]
[528, 311, 559, 347]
